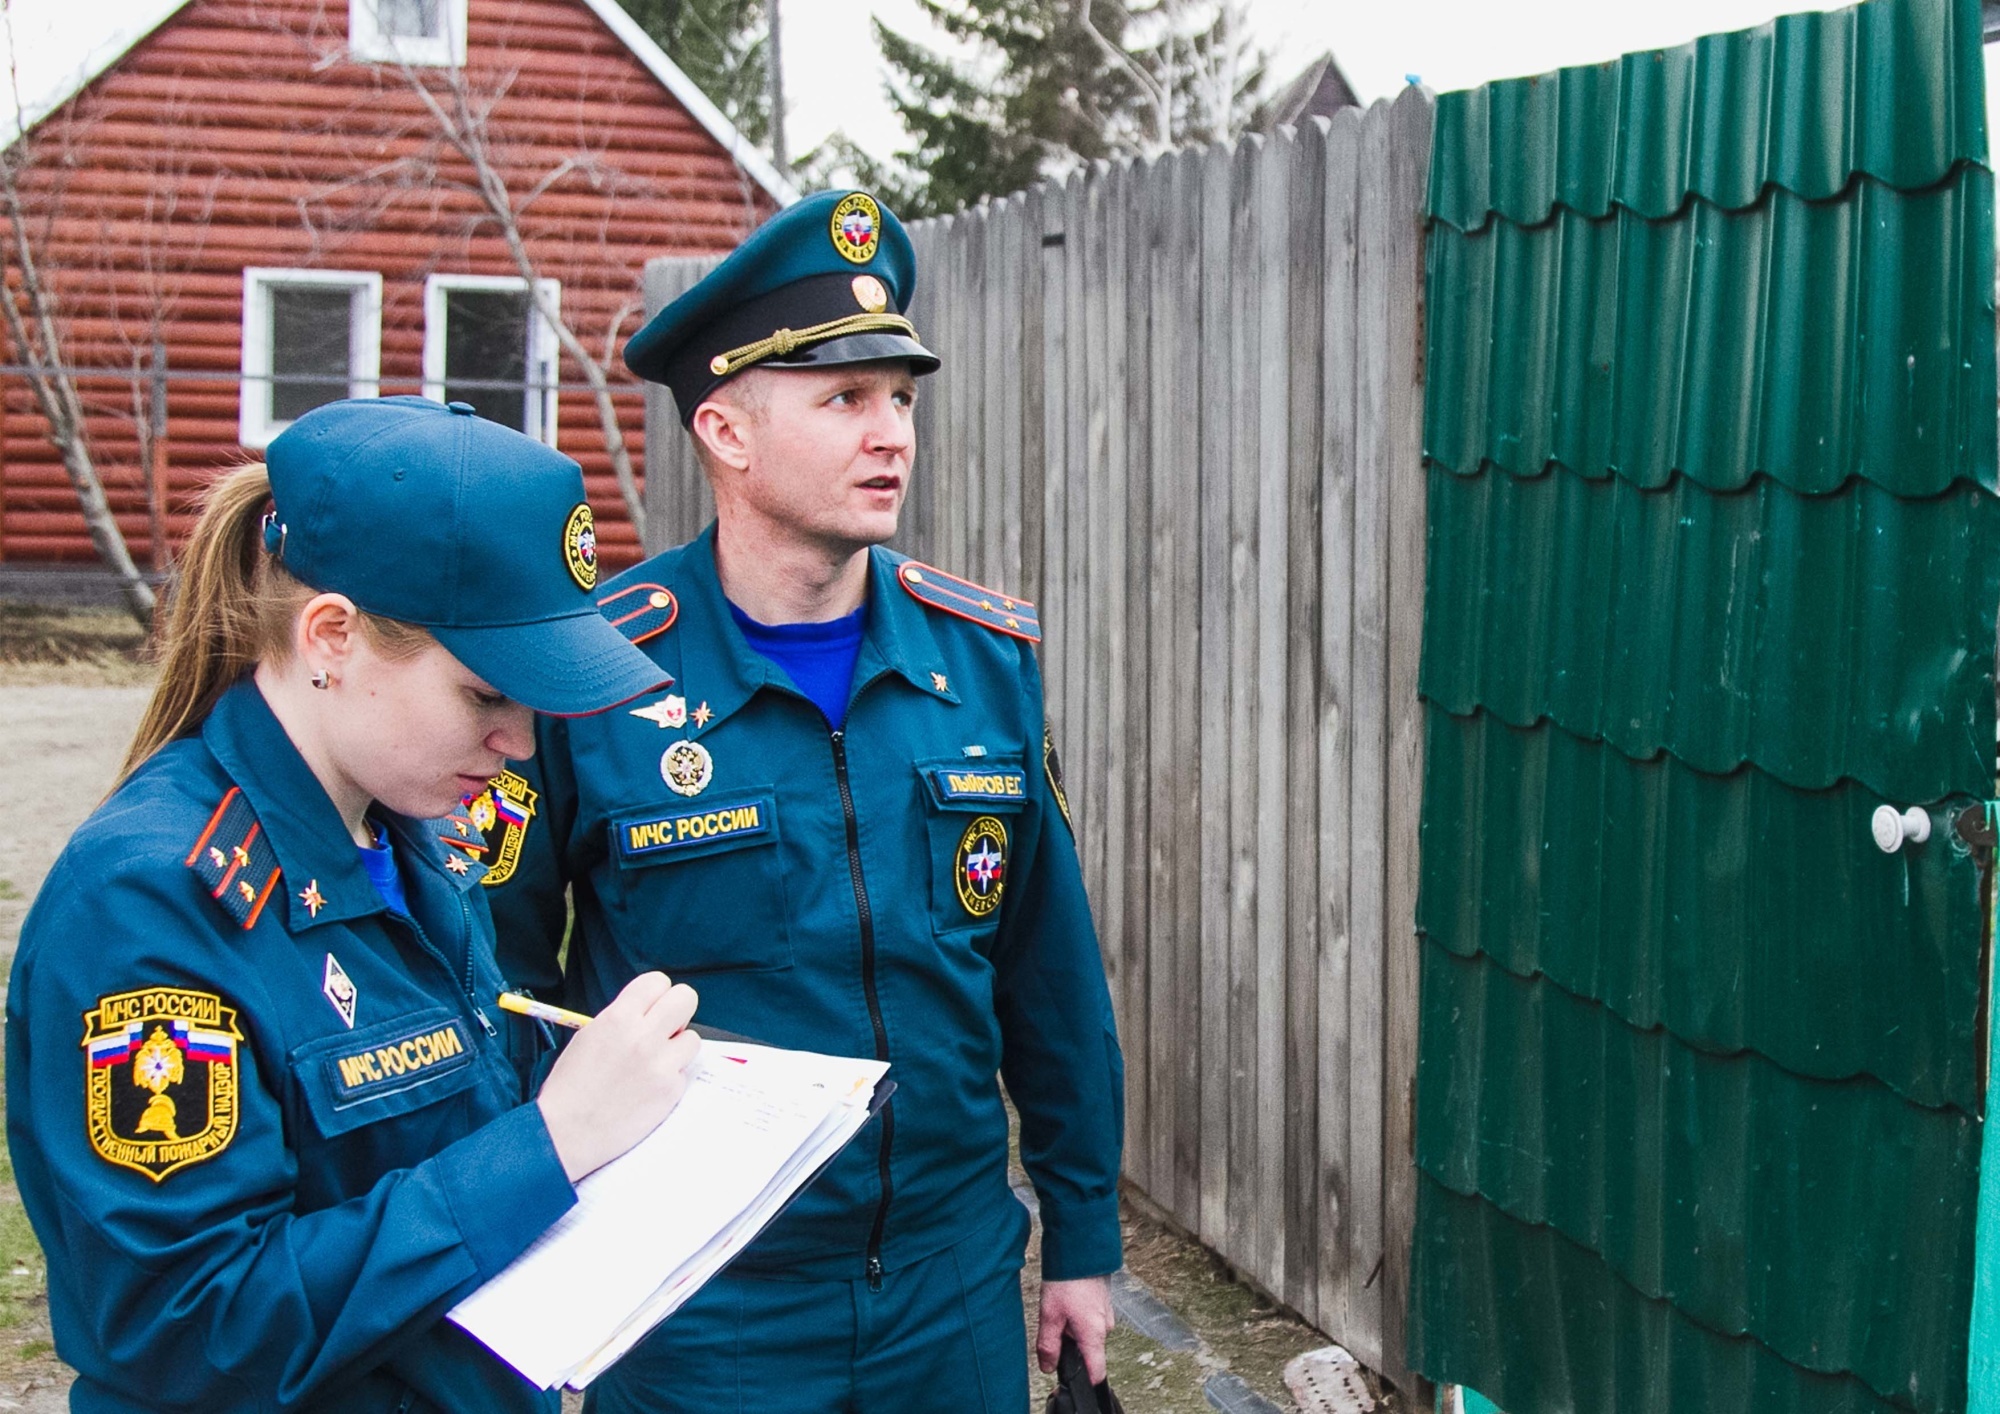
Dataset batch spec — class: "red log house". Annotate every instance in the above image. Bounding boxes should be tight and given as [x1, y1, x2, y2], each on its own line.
[0, 0, 791, 570]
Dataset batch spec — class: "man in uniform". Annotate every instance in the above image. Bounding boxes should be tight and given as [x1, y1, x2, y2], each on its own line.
[484, 190, 1125, 1412]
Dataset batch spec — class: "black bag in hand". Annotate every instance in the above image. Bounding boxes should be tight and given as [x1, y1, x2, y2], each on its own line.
[1044, 1335, 1125, 1414]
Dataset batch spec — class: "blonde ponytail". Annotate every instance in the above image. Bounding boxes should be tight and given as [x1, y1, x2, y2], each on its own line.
[120, 467, 306, 779]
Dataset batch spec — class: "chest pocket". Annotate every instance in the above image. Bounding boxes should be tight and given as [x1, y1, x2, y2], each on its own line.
[290, 1006, 483, 1141]
[602, 788, 794, 974]
[919, 759, 1031, 937]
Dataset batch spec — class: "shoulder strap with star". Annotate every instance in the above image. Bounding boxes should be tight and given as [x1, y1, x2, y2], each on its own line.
[427, 807, 491, 882]
[895, 561, 1041, 643]
[185, 786, 284, 930]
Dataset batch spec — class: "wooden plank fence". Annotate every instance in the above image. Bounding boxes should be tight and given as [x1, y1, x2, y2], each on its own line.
[642, 87, 1433, 1388]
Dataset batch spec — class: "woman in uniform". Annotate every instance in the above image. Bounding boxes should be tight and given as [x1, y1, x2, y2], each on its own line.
[7, 396, 701, 1413]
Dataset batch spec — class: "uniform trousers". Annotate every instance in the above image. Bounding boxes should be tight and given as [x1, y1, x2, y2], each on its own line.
[585, 1201, 1034, 1414]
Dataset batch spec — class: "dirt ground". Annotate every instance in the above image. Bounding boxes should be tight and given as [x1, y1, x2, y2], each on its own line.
[0, 601, 1408, 1414]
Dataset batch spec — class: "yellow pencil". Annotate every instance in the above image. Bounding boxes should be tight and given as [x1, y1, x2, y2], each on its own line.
[497, 992, 594, 1030]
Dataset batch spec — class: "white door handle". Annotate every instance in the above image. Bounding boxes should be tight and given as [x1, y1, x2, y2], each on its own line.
[1872, 804, 1932, 854]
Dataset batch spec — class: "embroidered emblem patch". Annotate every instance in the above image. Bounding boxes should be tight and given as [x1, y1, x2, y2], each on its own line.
[630, 695, 686, 729]
[82, 988, 242, 1182]
[322, 955, 357, 1028]
[852, 274, 889, 313]
[1043, 723, 1073, 833]
[954, 815, 1008, 919]
[661, 740, 715, 797]
[563, 503, 599, 592]
[465, 769, 539, 887]
[830, 192, 882, 264]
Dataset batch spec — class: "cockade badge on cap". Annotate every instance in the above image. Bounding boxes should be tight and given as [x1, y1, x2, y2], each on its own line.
[831, 192, 882, 264]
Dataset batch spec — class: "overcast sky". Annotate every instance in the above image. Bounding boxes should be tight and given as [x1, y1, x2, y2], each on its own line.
[6, 0, 1997, 171]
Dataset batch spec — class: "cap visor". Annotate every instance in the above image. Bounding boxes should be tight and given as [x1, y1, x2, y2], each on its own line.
[431, 609, 670, 717]
[773, 331, 940, 374]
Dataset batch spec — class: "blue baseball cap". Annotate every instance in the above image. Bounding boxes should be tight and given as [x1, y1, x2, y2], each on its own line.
[624, 189, 939, 424]
[263, 397, 668, 716]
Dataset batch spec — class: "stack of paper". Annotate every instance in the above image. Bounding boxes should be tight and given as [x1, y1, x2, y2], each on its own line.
[448, 1041, 891, 1390]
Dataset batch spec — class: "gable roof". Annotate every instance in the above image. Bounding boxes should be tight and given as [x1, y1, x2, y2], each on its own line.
[5, 0, 798, 205]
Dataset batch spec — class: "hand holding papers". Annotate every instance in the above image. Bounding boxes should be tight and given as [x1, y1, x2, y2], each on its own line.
[450, 1040, 892, 1391]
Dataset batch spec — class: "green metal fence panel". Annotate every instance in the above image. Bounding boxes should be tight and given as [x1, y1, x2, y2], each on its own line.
[1425, 172, 1999, 498]
[1420, 710, 1986, 1110]
[1409, 0, 2000, 1409]
[1421, 465, 2000, 802]
[1428, 0, 1986, 230]
[1413, 1180, 1913, 1414]
[1418, 947, 1980, 1406]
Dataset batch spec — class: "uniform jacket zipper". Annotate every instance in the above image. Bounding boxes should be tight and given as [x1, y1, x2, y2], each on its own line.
[389, 892, 497, 1039]
[830, 728, 894, 1292]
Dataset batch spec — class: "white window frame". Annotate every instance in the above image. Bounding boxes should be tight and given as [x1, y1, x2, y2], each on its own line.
[348, 0, 467, 67]
[422, 274, 562, 447]
[239, 267, 383, 450]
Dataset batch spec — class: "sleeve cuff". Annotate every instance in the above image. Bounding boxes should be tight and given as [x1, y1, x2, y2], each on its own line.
[435, 1101, 577, 1281]
[1037, 1191, 1123, 1281]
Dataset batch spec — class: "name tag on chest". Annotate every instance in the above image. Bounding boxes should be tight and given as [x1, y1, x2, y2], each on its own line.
[327, 1017, 474, 1106]
[616, 793, 776, 865]
[929, 768, 1028, 805]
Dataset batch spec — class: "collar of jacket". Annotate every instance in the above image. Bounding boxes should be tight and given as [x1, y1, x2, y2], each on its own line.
[668, 524, 960, 738]
[201, 678, 475, 934]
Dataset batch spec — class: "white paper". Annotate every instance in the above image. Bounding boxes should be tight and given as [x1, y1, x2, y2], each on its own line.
[448, 1041, 888, 1390]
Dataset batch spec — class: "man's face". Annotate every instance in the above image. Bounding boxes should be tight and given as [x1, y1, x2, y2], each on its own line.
[712, 361, 919, 554]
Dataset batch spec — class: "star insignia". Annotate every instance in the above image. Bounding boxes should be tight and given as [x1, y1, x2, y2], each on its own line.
[980, 598, 994, 610]
[208, 847, 227, 869]
[453, 819, 469, 837]
[299, 880, 325, 918]
[444, 854, 471, 875]
[931, 672, 950, 693]
[1005, 617, 1021, 629]
[236, 880, 257, 903]
[231, 845, 251, 868]
[691, 702, 714, 728]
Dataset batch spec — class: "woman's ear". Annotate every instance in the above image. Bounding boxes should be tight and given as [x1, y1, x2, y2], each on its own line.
[295, 593, 364, 685]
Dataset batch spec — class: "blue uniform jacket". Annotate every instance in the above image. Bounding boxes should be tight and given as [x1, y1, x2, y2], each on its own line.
[7, 680, 577, 1413]
[487, 527, 1124, 1283]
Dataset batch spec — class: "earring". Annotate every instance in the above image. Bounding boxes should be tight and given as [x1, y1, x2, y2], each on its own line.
[310, 670, 331, 690]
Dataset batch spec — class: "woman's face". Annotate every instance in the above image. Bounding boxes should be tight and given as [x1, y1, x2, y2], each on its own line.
[320, 635, 536, 821]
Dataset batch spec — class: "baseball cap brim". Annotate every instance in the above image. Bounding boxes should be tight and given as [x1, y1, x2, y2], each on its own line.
[431, 607, 670, 717]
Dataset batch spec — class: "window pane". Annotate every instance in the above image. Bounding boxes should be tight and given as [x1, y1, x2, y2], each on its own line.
[378, 0, 441, 38]
[270, 286, 355, 425]
[443, 288, 531, 432]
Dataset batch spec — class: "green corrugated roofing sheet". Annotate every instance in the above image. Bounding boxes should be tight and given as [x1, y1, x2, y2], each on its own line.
[1410, 0, 2000, 1407]
[1420, 464, 2000, 803]
[1413, 1180, 1911, 1414]
[1417, 946, 1978, 1409]
[1428, 0, 1985, 230]
[1425, 170, 1998, 498]
[1420, 710, 1985, 1110]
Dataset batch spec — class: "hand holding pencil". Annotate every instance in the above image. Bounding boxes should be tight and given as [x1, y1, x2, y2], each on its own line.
[531, 972, 702, 1183]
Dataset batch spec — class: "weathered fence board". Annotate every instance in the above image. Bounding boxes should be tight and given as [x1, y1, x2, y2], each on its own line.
[640, 88, 1434, 1390]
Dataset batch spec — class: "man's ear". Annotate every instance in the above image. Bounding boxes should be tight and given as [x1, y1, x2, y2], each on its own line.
[690, 398, 754, 474]
[295, 593, 364, 679]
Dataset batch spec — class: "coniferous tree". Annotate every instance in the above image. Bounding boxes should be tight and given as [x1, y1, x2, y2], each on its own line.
[620, 0, 773, 149]
[873, 0, 1264, 217]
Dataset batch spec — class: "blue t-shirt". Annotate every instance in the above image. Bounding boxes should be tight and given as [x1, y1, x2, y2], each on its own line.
[358, 825, 410, 918]
[728, 600, 868, 729]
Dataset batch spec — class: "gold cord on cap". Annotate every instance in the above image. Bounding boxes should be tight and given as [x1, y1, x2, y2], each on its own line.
[707, 313, 921, 380]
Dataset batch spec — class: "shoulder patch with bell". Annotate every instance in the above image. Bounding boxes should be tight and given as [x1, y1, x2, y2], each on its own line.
[185, 786, 283, 930]
[897, 562, 1041, 643]
[598, 582, 680, 647]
